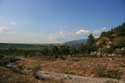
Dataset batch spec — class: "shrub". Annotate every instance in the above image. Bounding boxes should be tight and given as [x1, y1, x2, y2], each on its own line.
[96, 64, 107, 77]
[104, 80, 119, 83]
[105, 70, 121, 79]
[33, 64, 41, 72]
[97, 70, 121, 79]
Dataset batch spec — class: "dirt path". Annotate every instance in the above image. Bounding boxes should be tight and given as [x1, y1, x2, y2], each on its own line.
[36, 71, 125, 83]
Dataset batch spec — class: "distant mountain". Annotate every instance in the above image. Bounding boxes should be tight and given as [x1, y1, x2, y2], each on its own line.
[64, 39, 87, 46]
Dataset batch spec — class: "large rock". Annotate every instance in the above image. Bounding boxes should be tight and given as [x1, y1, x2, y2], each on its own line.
[33, 71, 45, 80]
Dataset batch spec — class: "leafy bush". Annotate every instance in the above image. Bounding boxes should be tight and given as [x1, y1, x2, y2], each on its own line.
[33, 64, 41, 72]
[96, 64, 107, 77]
[105, 70, 121, 79]
[97, 70, 121, 79]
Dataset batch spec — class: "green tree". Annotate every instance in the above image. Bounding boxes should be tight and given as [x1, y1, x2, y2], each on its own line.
[114, 23, 125, 36]
[87, 34, 96, 46]
[52, 46, 60, 58]
[86, 34, 97, 53]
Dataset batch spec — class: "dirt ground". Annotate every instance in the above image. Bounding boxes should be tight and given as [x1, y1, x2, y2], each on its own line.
[17, 56, 125, 78]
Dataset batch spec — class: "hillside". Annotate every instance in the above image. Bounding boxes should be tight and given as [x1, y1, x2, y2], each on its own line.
[96, 23, 125, 49]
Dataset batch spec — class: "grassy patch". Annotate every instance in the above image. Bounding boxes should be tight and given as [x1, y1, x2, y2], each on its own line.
[97, 70, 121, 79]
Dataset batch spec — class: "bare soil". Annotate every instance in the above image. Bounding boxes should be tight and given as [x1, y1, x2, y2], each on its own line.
[17, 56, 125, 78]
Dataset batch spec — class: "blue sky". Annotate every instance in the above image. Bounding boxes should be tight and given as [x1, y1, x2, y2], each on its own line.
[0, 0, 124, 43]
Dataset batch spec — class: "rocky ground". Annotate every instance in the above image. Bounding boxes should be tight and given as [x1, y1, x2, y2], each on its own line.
[1, 56, 125, 83]
[36, 71, 125, 83]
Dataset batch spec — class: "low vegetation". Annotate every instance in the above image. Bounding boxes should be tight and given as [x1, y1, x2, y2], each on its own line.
[97, 70, 121, 79]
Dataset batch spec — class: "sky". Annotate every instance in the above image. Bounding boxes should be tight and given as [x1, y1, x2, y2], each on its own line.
[0, 0, 124, 43]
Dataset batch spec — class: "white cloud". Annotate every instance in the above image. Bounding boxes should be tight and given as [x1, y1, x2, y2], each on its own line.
[0, 18, 110, 44]
[0, 32, 51, 44]
[48, 27, 109, 43]
[76, 29, 90, 35]
[0, 16, 16, 33]
[0, 26, 10, 32]
[10, 21, 16, 26]
[93, 27, 108, 38]
[59, 31, 63, 35]
[47, 27, 106, 43]
[48, 29, 91, 43]
[0, 16, 16, 25]
[0, 31, 87, 44]
[0, 25, 15, 33]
